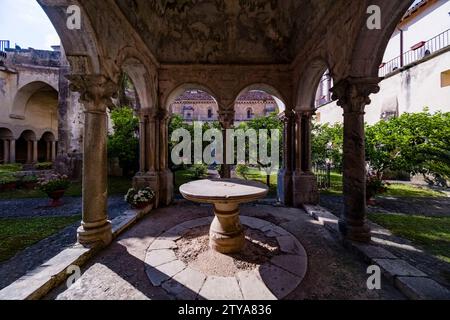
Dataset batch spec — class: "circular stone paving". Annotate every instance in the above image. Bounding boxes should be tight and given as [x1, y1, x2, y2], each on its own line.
[144, 216, 308, 300]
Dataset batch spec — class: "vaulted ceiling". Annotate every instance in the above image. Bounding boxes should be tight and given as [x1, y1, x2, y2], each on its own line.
[114, 0, 342, 64]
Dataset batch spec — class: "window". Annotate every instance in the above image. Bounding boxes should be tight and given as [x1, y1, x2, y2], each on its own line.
[247, 108, 253, 119]
[208, 108, 213, 119]
[441, 70, 450, 87]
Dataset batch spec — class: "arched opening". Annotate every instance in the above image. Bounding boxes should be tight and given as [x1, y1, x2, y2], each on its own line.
[16, 130, 37, 165]
[233, 86, 285, 197]
[38, 131, 56, 163]
[0, 128, 14, 164]
[167, 86, 220, 194]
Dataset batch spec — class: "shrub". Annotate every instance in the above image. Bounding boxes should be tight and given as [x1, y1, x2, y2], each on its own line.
[0, 173, 17, 185]
[366, 172, 388, 200]
[35, 162, 53, 170]
[192, 164, 208, 178]
[38, 174, 70, 194]
[236, 164, 250, 180]
[0, 164, 23, 173]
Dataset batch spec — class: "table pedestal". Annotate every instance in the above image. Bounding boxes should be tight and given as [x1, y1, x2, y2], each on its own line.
[210, 202, 245, 254]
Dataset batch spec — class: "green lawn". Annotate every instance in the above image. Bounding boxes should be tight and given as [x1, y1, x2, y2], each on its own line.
[368, 213, 450, 264]
[0, 176, 132, 200]
[236, 168, 278, 197]
[320, 173, 445, 198]
[0, 215, 81, 262]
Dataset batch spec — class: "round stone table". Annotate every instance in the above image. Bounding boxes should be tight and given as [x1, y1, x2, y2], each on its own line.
[180, 179, 269, 254]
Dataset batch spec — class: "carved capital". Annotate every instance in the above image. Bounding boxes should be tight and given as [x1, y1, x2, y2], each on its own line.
[296, 109, 315, 120]
[331, 77, 381, 114]
[67, 74, 118, 112]
[219, 109, 235, 128]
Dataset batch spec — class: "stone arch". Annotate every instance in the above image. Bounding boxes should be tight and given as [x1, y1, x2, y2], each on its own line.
[349, 0, 415, 77]
[40, 131, 56, 142]
[11, 81, 58, 118]
[164, 83, 220, 114]
[115, 47, 158, 110]
[234, 83, 287, 115]
[19, 130, 37, 142]
[37, 0, 102, 74]
[0, 128, 14, 140]
[296, 58, 331, 110]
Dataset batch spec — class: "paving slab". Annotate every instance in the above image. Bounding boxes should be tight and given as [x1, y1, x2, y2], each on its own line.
[236, 270, 276, 300]
[145, 260, 186, 286]
[395, 277, 450, 300]
[148, 239, 178, 250]
[374, 259, 427, 283]
[145, 249, 177, 268]
[271, 255, 307, 279]
[276, 235, 306, 256]
[162, 268, 207, 300]
[199, 276, 243, 300]
[258, 263, 301, 299]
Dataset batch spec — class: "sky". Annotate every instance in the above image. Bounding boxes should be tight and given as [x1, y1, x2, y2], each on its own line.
[0, 0, 60, 50]
[0, 0, 428, 51]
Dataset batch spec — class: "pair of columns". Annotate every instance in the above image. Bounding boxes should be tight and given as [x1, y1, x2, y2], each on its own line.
[2, 139, 15, 164]
[278, 108, 319, 206]
[134, 108, 173, 207]
[219, 109, 235, 179]
[45, 141, 57, 162]
[26, 140, 38, 164]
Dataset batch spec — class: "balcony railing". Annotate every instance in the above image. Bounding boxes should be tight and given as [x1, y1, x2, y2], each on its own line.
[380, 29, 450, 77]
[0, 40, 10, 52]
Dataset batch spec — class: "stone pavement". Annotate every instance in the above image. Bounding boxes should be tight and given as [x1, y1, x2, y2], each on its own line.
[320, 195, 450, 289]
[46, 201, 404, 300]
[0, 196, 128, 290]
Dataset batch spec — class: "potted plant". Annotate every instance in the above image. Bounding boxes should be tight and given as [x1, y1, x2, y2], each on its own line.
[0, 174, 17, 192]
[366, 172, 388, 205]
[21, 175, 38, 190]
[125, 187, 155, 210]
[38, 174, 71, 207]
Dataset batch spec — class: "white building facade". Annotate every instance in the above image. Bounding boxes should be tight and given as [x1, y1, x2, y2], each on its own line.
[316, 0, 450, 125]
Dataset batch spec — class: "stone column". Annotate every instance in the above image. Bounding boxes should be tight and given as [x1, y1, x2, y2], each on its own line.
[46, 141, 51, 162]
[26, 141, 32, 164]
[219, 109, 235, 179]
[292, 110, 319, 206]
[9, 140, 15, 163]
[331, 77, 380, 243]
[138, 114, 147, 173]
[51, 141, 56, 162]
[32, 140, 38, 163]
[68, 74, 118, 247]
[3, 140, 10, 164]
[133, 109, 160, 207]
[158, 109, 173, 206]
[277, 109, 295, 205]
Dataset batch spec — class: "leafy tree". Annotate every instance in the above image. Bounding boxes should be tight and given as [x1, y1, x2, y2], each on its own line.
[366, 110, 450, 184]
[108, 107, 139, 177]
[311, 123, 344, 170]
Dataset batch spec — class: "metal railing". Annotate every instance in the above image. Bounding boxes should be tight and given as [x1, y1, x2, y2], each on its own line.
[380, 29, 450, 77]
[0, 40, 10, 52]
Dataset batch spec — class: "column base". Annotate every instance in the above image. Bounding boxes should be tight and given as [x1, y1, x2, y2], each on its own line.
[339, 218, 371, 243]
[77, 221, 112, 247]
[292, 172, 320, 207]
[133, 171, 160, 208]
[159, 169, 174, 206]
[277, 169, 293, 206]
[210, 203, 245, 254]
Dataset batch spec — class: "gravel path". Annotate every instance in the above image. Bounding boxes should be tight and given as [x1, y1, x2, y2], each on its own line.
[0, 196, 128, 219]
[0, 195, 129, 290]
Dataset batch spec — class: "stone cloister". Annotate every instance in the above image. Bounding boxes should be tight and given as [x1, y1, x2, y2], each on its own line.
[38, 0, 413, 249]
